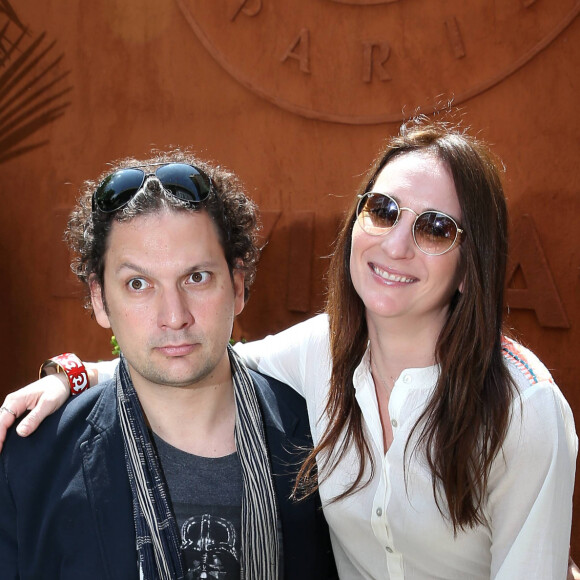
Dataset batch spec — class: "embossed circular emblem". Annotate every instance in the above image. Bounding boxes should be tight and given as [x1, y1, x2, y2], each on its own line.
[175, 0, 580, 124]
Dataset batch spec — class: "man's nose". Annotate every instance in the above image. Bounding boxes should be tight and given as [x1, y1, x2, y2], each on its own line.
[157, 287, 194, 330]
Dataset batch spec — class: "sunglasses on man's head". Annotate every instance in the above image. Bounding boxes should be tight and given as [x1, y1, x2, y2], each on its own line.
[355, 192, 464, 256]
[92, 163, 212, 213]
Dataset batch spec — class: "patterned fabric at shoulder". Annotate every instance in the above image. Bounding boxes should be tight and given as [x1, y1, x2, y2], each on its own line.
[501, 336, 555, 386]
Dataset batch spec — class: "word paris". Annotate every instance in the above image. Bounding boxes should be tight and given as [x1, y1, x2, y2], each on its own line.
[176, 0, 580, 123]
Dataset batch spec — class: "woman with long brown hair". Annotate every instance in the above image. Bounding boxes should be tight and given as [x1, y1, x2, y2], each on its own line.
[1, 119, 577, 578]
[236, 118, 577, 577]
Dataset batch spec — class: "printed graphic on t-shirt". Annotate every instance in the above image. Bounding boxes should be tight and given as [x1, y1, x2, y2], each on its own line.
[175, 502, 241, 579]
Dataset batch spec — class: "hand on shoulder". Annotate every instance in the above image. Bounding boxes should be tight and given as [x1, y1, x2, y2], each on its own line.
[0, 374, 70, 452]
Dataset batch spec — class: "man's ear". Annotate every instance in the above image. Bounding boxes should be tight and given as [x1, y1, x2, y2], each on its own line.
[89, 275, 111, 329]
[232, 264, 246, 317]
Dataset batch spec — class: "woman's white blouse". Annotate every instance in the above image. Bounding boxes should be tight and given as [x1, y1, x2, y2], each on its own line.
[235, 313, 577, 580]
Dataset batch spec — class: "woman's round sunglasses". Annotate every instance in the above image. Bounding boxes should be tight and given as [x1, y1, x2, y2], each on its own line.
[356, 192, 464, 256]
[92, 163, 212, 213]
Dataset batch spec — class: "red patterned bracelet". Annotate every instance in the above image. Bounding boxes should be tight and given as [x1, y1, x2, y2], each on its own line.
[39, 353, 90, 396]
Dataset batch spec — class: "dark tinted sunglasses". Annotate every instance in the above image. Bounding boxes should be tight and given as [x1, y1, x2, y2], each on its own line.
[92, 163, 212, 213]
[356, 192, 464, 256]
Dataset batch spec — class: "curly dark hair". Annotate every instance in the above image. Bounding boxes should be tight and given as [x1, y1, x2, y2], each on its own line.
[65, 150, 261, 309]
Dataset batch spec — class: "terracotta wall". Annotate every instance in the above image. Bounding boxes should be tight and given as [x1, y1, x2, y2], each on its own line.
[1, 0, 579, 555]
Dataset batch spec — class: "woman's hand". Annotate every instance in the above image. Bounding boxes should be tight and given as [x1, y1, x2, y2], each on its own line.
[0, 374, 70, 452]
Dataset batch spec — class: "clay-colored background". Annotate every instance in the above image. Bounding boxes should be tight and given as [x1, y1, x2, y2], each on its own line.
[1, 0, 579, 557]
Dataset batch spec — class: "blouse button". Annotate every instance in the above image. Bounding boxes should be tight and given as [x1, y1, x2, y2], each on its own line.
[386, 547, 393, 554]
[376, 507, 382, 517]
[403, 374, 411, 384]
[391, 419, 398, 428]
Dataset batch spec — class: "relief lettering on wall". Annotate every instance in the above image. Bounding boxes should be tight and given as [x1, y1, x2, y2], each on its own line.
[256, 210, 281, 248]
[362, 42, 392, 83]
[506, 215, 569, 328]
[230, 0, 262, 21]
[175, 0, 580, 124]
[0, 0, 71, 164]
[280, 29, 311, 74]
[444, 17, 466, 60]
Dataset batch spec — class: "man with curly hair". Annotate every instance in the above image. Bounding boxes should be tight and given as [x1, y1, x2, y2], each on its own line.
[0, 153, 337, 580]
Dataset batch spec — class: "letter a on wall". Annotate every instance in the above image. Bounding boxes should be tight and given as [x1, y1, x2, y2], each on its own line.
[506, 215, 569, 328]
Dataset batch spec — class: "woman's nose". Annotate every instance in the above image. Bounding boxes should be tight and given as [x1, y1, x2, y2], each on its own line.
[381, 210, 416, 259]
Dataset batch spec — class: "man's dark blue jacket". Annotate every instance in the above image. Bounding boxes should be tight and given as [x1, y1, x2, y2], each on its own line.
[0, 371, 337, 579]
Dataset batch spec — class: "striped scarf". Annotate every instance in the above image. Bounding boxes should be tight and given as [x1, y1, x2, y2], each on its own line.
[116, 346, 280, 579]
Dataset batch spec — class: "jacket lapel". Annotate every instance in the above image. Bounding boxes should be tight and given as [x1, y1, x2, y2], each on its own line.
[81, 384, 138, 580]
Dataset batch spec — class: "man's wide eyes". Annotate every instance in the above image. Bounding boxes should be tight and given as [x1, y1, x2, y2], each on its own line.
[125, 272, 210, 290]
[188, 271, 210, 284]
[128, 277, 149, 291]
